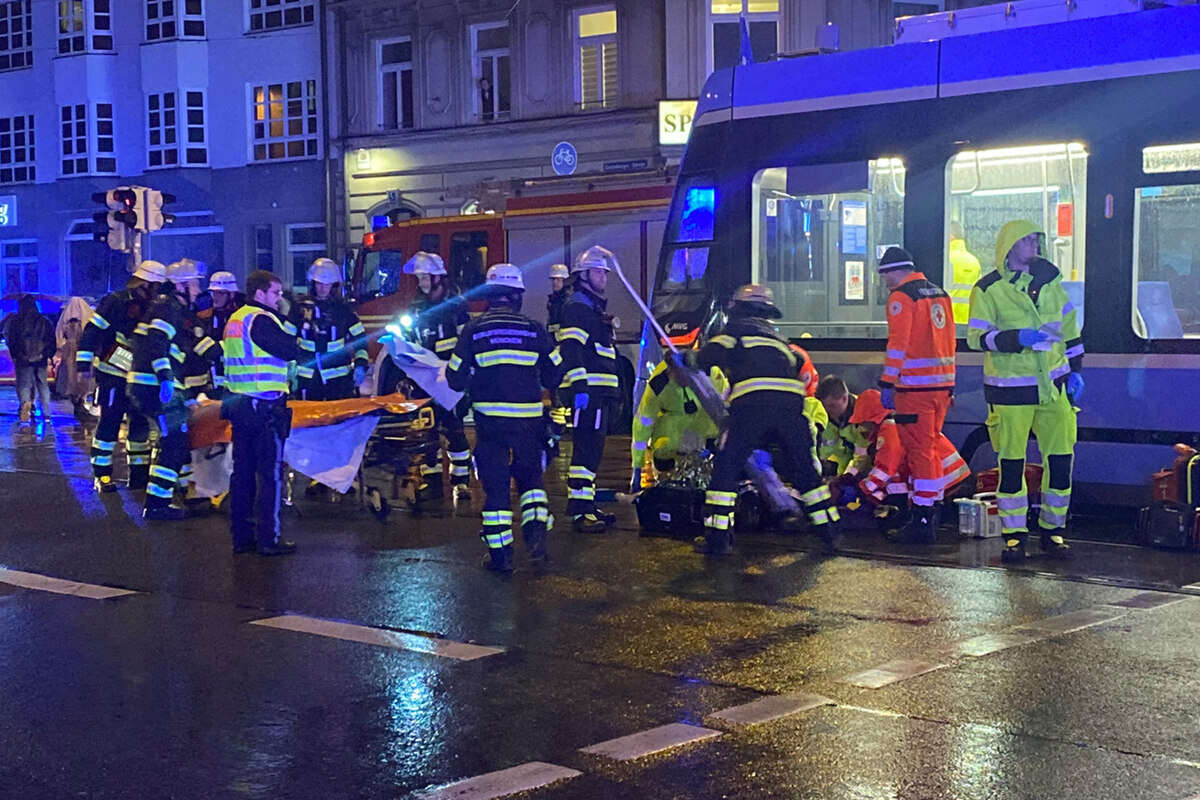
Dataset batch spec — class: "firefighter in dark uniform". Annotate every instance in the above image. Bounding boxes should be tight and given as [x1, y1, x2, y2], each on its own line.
[222, 270, 301, 555]
[447, 263, 562, 572]
[76, 260, 166, 493]
[291, 257, 368, 401]
[125, 259, 211, 520]
[202, 270, 243, 395]
[558, 246, 621, 532]
[406, 251, 473, 503]
[544, 262, 571, 457]
[693, 284, 841, 555]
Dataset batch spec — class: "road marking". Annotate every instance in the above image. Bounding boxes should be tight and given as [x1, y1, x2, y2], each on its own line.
[1105, 592, 1190, 610]
[416, 762, 581, 799]
[248, 615, 505, 661]
[841, 659, 946, 689]
[953, 630, 1044, 658]
[0, 568, 137, 600]
[706, 692, 832, 729]
[579, 723, 722, 761]
[1182, 583, 1200, 592]
[1012, 607, 1125, 636]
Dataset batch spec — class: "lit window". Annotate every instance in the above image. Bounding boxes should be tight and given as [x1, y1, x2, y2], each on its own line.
[1143, 143, 1200, 175]
[378, 37, 414, 130]
[470, 23, 510, 122]
[248, 0, 312, 32]
[1133, 179, 1200, 340]
[250, 79, 319, 162]
[146, 0, 204, 41]
[0, 2, 33, 71]
[574, 6, 617, 111]
[58, 0, 112, 54]
[286, 223, 326, 287]
[710, 0, 777, 71]
[1, 240, 37, 293]
[0, 114, 35, 184]
[893, 1, 944, 19]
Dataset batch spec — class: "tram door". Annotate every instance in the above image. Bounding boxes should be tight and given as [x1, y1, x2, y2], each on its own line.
[752, 158, 906, 339]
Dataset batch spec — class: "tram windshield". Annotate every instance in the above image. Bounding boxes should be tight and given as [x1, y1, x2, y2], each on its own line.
[1134, 182, 1200, 339]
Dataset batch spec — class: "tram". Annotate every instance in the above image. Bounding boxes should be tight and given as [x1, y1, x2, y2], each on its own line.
[648, 3, 1200, 507]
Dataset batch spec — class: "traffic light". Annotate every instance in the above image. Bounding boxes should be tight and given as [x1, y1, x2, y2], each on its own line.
[90, 188, 137, 251]
[143, 189, 176, 232]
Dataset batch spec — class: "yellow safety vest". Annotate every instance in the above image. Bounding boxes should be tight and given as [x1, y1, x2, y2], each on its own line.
[222, 306, 290, 397]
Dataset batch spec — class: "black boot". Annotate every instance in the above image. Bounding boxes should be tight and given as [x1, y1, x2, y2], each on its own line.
[572, 513, 607, 533]
[887, 506, 936, 544]
[693, 528, 733, 555]
[817, 520, 842, 554]
[483, 545, 514, 572]
[143, 498, 188, 521]
[93, 475, 118, 494]
[416, 475, 444, 502]
[1000, 535, 1028, 564]
[524, 527, 549, 563]
[127, 465, 149, 491]
[1039, 529, 1073, 560]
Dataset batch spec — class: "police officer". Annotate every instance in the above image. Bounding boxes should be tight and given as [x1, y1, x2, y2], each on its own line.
[292, 257, 368, 401]
[76, 260, 165, 493]
[545, 262, 571, 457]
[446, 264, 562, 572]
[558, 246, 621, 532]
[204, 271, 243, 395]
[968, 220, 1082, 563]
[406, 251, 473, 502]
[126, 259, 211, 520]
[222, 270, 300, 556]
[693, 285, 841, 555]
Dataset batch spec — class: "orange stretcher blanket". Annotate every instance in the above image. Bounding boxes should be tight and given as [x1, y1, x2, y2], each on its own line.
[189, 392, 430, 449]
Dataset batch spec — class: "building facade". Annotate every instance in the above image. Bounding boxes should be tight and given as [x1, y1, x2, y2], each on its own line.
[0, 0, 325, 298]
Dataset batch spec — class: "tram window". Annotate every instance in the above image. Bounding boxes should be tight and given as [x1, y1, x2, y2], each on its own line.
[1143, 143, 1200, 174]
[945, 144, 1088, 331]
[1132, 183, 1200, 339]
[450, 230, 488, 290]
[667, 177, 716, 244]
[662, 246, 710, 290]
[751, 158, 905, 339]
[419, 233, 440, 253]
[362, 248, 406, 297]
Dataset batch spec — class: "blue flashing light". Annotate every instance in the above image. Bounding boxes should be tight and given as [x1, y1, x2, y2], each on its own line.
[677, 186, 715, 242]
[371, 214, 389, 231]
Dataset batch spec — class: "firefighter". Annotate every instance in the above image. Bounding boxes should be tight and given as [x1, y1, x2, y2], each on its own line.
[876, 246, 958, 544]
[76, 260, 165, 493]
[816, 375, 871, 479]
[125, 259, 209, 520]
[406, 251, 473, 502]
[693, 285, 840, 555]
[204, 271, 243, 394]
[559, 246, 622, 532]
[446, 263, 561, 572]
[545, 262, 571, 457]
[968, 220, 1082, 562]
[947, 221, 982, 325]
[292, 257, 368, 401]
[630, 354, 728, 493]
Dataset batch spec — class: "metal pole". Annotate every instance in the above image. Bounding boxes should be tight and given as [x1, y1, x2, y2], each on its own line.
[131, 230, 142, 269]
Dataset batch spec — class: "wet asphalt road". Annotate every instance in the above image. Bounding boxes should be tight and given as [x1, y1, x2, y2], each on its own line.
[2, 393, 1200, 799]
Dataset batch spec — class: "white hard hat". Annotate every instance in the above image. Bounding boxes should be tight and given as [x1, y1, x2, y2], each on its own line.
[208, 271, 239, 292]
[485, 263, 525, 291]
[307, 257, 341, 285]
[406, 251, 447, 276]
[572, 245, 616, 273]
[132, 260, 168, 283]
[166, 259, 204, 282]
[549, 263, 569, 279]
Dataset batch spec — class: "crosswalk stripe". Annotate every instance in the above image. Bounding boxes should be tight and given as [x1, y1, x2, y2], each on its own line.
[706, 692, 832, 729]
[248, 614, 505, 661]
[416, 762, 581, 799]
[1104, 591, 1190, 610]
[953, 630, 1043, 658]
[1011, 607, 1125, 636]
[841, 659, 946, 689]
[579, 723, 722, 761]
[0, 568, 137, 600]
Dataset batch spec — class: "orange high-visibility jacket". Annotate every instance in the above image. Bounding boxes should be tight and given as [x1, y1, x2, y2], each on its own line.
[880, 272, 956, 392]
[790, 343, 819, 397]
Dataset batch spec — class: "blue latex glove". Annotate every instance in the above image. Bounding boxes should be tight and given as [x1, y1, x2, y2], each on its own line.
[1067, 372, 1084, 402]
[1018, 328, 1050, 347]
[880, 387, 895, 410]
[837, 483, 860, 507]
[574, 393, 590, 412]
[353, 365, 366, 387]
[158, 380, 174, 405]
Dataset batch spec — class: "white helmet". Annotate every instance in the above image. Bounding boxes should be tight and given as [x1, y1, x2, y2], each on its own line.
[406, 251, 447, 276]
[572, 245, 616, 273]
[166, 258, 204, 282]
[485, 263, 525, 291]
[208, 271, 239, 292]
[307, 257, 341, 285]
[549, 263, 569, 280]
[132, 260, 168, 283]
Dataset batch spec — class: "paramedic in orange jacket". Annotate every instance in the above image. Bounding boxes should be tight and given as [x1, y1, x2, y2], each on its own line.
[876, 246, 958, 544]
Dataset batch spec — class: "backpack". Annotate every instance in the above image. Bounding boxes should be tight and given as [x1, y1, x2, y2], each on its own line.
[14, 314, 50, 364]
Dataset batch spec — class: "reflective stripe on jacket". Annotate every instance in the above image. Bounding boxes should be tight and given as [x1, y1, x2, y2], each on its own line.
[223, 306, 290, 397]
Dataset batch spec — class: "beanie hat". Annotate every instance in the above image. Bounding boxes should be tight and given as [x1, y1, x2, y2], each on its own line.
[877, 246, 915, 273]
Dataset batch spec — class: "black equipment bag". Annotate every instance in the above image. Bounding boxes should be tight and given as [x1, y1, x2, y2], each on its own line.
[636, 484, 704, 537]
[1137, 501, 1198, 551]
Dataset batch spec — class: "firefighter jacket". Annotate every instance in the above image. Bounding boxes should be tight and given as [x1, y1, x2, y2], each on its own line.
[948, 238, 982, 325]
[818, 393, 872, 476]
[556, 286, 620, 400]
[410, 293, 469, 362]
[696, 317, 807, 406]
[446, 308, 562, 420]
[880, 272, 956, 392]
[201, 294, 243, 388]
[546, 287, 570, 336]
[631, 360, 728, 468]
[967, 220, 1083, 406]
[76, 287, 156, 381]
[127, 291, 212, 395]
[290, 296, 368, 382]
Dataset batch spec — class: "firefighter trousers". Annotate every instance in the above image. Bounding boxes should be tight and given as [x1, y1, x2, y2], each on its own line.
[567, 399, 611, 517]
[987, 387, 1077, 536]
[129, 388, 190, 507]
[421, 404, 471, 487]
[474, 416, 550, 551]
[894, 390, 952, 507]
[91, 373, 150, 482]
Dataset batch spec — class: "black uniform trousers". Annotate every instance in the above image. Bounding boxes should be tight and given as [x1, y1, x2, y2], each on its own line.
[224, 394, 291, 549]
[703, 395, 836, 540]
[91, 373, 151, 482]
[422, 404, 472, 487]
[128, 387, 190, 506]
[474, 415, 550, 550]
[566, 398, 612, 517]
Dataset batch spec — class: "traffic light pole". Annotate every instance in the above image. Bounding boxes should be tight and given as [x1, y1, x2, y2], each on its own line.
[131, 230, 143, 270]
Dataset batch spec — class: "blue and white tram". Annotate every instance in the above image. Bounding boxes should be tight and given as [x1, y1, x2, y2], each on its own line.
[647, 4, 1200, 507]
